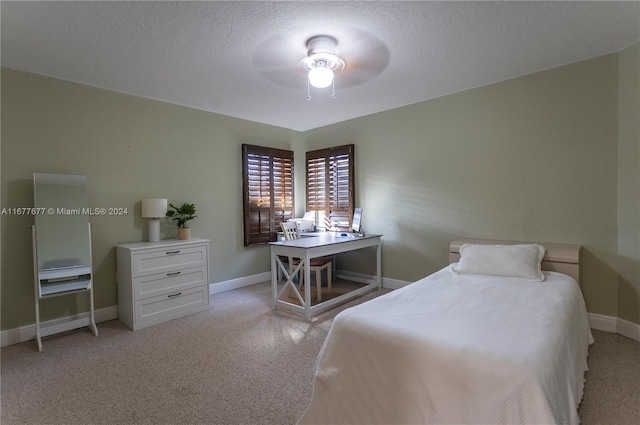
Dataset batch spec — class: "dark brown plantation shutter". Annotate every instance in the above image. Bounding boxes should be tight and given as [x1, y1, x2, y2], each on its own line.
[306, 144, 354, 231]
[242, 144, 294, 246]
[273, 152, 294, 230]
[307, 156, 327, 219]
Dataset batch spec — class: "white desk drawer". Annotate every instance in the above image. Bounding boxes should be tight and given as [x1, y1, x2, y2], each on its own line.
[133, 266, 207, 300]
[135, 286, 209, 326]
[132, 245, 206, 277]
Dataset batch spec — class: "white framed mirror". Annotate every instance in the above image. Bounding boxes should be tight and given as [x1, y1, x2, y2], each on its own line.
[32, 173, 97, 350]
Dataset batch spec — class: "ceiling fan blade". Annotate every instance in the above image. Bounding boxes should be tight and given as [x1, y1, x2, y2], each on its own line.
[252, 33, 308, 88]
[336, 54, 389, 88]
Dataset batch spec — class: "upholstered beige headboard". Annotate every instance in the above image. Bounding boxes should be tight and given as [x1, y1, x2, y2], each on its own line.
[449, 239, 582, 284]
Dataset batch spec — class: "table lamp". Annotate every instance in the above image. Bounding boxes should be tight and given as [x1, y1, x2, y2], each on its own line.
[142, 198, 167, 242]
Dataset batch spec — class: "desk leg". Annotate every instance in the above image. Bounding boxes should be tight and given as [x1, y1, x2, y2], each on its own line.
[304, 252, 312, 320]
[271, 250, 278, 310]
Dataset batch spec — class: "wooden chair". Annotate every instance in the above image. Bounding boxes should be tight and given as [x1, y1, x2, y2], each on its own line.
[280, 221, 332, 302]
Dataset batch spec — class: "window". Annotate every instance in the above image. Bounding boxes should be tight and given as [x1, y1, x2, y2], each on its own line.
[306, 144, 354, 231]
[242, 144, 294, 246]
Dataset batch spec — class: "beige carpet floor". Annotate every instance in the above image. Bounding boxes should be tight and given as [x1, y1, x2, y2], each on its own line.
[1, 282, 638, 425]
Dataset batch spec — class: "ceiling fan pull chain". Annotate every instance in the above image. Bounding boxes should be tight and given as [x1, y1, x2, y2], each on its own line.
[332, 79, 336, 98]
[307, 78, 311, 100]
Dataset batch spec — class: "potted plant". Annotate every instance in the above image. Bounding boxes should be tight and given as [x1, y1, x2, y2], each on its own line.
[166, 202, 197, 240]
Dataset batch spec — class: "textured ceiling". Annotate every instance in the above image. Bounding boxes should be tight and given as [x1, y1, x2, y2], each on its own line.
[2, 1, 639, 131]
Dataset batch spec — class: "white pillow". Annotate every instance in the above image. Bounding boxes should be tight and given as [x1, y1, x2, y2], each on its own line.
[451, 243, 546, 281]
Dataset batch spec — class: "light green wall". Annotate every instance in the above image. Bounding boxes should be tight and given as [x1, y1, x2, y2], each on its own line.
[1, 68, 294, 329]
[2, 47, 638, 331]
[303, 53, 622, 319]
[617, 43, 640, 324]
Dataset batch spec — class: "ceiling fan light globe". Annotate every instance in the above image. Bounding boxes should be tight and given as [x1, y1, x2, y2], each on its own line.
[308, 66, 334, 88]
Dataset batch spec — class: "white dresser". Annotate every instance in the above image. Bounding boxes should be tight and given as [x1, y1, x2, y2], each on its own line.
[116, 238, 210, 330]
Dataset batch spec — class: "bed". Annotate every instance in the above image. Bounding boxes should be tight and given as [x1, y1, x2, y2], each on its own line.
[298, 239, 593, 425]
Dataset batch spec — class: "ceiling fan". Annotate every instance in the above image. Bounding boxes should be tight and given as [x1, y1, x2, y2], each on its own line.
[298, 36, 345, 97]
[252, 27, 390, 97]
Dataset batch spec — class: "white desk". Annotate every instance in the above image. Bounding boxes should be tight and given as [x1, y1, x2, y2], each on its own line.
[269, 233, 382, 320]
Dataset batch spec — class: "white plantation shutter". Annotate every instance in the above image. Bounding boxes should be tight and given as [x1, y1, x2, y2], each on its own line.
[242, 144, 294, 245]
[306, 145, 354, 231]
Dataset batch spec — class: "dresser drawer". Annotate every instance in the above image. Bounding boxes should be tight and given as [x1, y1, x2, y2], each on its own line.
[134, 285, 209, 327]
[133, 266, 207, 300]
[132, 244, 207, 277]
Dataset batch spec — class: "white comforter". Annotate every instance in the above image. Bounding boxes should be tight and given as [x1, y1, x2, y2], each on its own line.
[298, 267, 593, 425]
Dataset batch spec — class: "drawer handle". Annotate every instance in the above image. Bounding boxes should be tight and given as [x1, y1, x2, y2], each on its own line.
[165, 250, 181, 255]
[167, 292, 182, 298]
[166, 271, 181, 277]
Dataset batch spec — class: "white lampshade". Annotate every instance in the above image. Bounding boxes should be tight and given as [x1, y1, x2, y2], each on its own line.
[308, 65, 334, 88]
[142, 198, 168, 218]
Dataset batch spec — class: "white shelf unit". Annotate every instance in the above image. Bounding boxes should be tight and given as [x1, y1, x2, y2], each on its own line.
[32, 224, 98, 351]
[116, 238, 210, 331]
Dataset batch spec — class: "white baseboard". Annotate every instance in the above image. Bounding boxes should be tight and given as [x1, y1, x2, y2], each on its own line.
[335, 269, 411, 290]
[589, 313, 640, 342]
[588, 313, 618, 333]
[617, 318, 640, 342]
[1, 305, 118, 348]
[209, 271, 271, 294]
